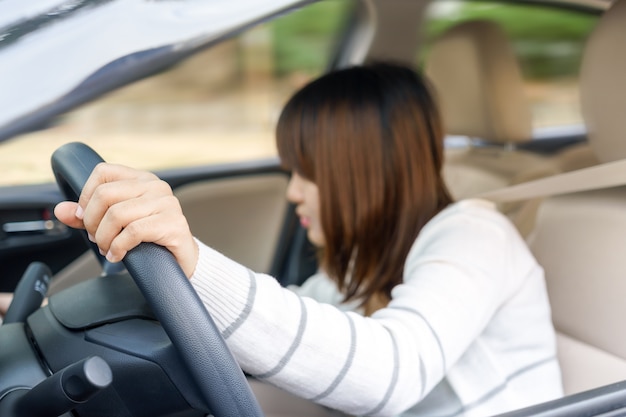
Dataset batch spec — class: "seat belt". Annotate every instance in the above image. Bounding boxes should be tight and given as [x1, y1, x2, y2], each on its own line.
[475, 157, 626, 203]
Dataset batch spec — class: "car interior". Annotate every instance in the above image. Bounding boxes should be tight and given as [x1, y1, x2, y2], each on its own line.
[526, 0, 626, 397]
[2, 0, 626, 415]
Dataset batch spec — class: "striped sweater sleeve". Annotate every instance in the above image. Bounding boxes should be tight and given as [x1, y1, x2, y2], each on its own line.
[190, 241, 424, 416]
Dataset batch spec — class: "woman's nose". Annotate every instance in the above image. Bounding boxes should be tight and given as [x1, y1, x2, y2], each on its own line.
[286, 174, 303, 204]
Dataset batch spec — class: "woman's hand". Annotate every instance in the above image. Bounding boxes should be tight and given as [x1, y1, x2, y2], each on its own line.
[0, 293, 13, 317]
[54, 163, 199, 278]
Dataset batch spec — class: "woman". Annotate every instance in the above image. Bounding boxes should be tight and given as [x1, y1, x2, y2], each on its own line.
[54, 63, 562, 416]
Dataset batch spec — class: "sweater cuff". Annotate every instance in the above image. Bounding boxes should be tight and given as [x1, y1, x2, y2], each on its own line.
[189, 238, 253, 333]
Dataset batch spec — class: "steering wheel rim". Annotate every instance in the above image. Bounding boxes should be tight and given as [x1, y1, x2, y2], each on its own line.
[51, 142, 264, 417]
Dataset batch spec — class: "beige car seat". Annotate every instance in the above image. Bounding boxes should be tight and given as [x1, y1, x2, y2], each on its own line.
[425, 20, 559, 235]
[527, 0, 626, 395]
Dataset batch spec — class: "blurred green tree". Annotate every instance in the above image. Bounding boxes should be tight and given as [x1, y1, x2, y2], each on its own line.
[271, 0, 352, 77]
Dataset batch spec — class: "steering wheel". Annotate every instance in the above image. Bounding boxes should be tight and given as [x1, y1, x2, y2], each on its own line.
[50, 142, 264, 417]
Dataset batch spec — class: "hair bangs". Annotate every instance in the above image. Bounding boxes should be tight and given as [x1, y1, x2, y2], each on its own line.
[276, 89, 317, 181]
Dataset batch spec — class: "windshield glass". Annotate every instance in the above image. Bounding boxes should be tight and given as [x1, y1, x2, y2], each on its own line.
[0, 0, 353, 186]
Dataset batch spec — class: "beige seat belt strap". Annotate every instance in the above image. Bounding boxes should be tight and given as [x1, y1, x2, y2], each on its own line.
[476, 157, 626, 203]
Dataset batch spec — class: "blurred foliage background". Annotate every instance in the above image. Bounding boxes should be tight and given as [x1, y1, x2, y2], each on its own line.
[271, 0, 351, 76]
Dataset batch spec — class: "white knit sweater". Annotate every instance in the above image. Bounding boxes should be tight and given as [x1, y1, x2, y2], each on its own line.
[190, 199, 563, 416]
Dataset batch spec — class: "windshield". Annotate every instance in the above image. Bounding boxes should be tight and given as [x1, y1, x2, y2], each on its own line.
[0, 0, 309, 141]
[0, 0, 353, 186]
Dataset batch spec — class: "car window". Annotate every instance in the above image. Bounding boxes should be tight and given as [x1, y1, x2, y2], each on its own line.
[0, 0, 352, 187]
[420, 0, 598, 137]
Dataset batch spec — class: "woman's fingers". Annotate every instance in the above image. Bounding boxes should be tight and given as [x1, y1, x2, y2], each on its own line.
[53, 163, 199, 277]
[95, 193, 183, 258]
[83, 175, 178, 257]
[54, 201, 85, 229]
[55, 163, 159, 231]
[78, 163, 157, 213]
[105, 201, 198, 276]
[82, 177, 170, 241]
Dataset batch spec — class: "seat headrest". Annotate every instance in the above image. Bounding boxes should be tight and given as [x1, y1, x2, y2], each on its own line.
[581, 0, 626, 163]
[425, 20, 532, 144]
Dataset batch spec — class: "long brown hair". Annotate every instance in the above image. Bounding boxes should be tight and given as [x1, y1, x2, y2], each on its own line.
[277, 62, 453, 315]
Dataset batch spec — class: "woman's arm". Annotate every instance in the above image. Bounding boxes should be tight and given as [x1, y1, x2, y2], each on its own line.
[192, 241, 414, 416]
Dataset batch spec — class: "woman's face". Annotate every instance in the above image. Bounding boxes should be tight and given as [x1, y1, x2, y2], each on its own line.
[286, 172, 325, 247]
